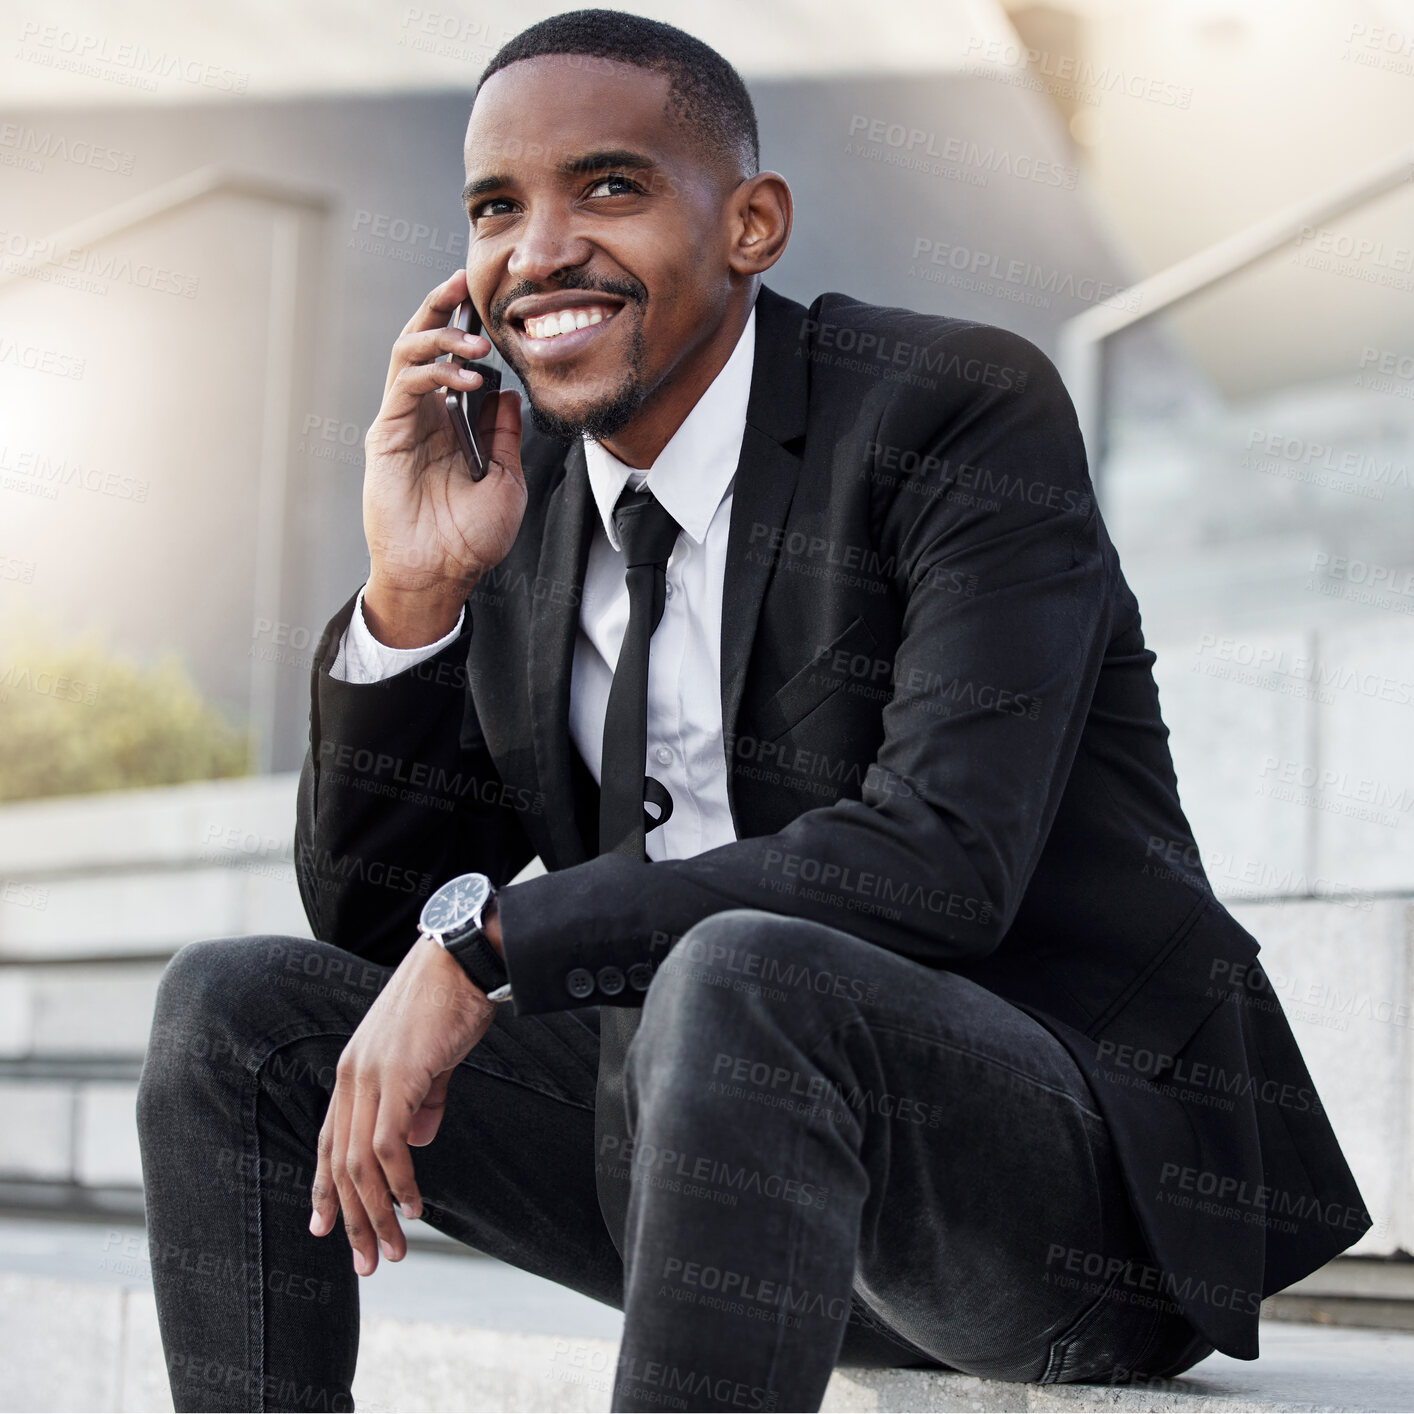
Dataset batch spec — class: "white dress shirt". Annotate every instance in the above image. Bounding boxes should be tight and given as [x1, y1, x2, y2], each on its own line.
[331, 302, 756, 864]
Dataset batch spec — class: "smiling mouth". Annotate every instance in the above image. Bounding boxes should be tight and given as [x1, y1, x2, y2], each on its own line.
[508, 301, 630, 365]
[518, 303, 620, 340]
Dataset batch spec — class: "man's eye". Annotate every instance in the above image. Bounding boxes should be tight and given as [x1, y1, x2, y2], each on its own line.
[587, 174, 643, 198]
[470, 197, 516, 221]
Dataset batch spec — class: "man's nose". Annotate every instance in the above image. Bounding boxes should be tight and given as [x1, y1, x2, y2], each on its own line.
[507, 206, 592, 284]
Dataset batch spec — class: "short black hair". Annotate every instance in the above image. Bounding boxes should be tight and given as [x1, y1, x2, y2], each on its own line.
[477, 8, 760, 179]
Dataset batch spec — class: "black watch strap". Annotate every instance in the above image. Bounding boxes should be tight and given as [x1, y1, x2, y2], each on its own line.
[444, 926, 510, 995]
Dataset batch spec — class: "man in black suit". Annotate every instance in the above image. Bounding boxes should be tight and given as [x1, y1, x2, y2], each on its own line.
[137, 10, 1370, 1412]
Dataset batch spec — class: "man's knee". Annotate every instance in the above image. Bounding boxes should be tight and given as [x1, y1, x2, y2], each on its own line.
[151, 934, 290, 1027]
[139, 936, 305, 1121]
[658, 908, 811, 975]
[654, 909, 869, 997]
[648, 910, 776, 1002]
[639, 908, 867, 1056]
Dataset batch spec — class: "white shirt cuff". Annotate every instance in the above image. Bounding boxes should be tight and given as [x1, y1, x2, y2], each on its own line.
[329, 584, 466, 683]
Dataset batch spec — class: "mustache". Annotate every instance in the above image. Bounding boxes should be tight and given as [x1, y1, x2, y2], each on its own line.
[488, 275, 647, 327]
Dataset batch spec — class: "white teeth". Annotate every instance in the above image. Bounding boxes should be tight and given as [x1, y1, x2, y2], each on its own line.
[524, 305, 613, 340]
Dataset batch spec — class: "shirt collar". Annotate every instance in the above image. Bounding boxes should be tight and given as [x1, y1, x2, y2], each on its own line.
[582, 300, 756, 552]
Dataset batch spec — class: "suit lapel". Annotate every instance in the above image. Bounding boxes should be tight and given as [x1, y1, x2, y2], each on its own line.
[527, 437, 596, 867]
[720, 284, 811, 821]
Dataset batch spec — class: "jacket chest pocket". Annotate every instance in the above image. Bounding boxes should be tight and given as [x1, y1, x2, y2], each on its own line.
[755, 615, 879, 742]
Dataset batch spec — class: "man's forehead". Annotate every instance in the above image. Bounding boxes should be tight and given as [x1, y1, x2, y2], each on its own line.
[467, 53, 674, 147]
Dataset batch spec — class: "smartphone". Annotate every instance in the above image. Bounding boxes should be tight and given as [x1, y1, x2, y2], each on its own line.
[442, 300, 504, 480]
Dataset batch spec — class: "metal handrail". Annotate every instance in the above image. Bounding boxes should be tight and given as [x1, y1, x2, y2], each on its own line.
[1059, 143, 1414, 482]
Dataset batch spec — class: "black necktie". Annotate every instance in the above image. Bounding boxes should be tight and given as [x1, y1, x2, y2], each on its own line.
[593, 484, 681, 1257]
[598, 485, 682, 859]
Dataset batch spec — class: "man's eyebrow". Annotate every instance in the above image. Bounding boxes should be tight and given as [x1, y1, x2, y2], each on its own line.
[462, 149, 659, 206]
[559, 148, 658, 176]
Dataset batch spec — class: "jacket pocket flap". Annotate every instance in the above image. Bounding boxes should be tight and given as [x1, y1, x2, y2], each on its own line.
[1088, 898, 1261, 1075]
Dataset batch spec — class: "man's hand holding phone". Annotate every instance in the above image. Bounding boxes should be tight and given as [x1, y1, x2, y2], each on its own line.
[361, 268, 525, 647]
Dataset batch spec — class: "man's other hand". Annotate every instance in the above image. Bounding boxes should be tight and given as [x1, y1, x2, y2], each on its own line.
[309, 936, 496, 1274]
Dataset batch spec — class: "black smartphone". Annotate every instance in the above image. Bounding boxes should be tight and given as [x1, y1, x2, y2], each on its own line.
[442, 300, 504, 480]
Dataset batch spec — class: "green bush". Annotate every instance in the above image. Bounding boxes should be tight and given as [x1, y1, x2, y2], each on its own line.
[0, 635, 251, 803]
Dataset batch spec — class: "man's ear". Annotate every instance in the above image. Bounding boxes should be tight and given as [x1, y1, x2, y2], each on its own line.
[729, 171, 793, 276]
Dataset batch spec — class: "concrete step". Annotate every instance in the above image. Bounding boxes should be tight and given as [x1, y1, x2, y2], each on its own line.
[0, 775, 302, 878]
[2, 1218, 1412, 1413]
[0, 960, 167, 1058]
[0, 1080, 140, 1188]
[0, 775, 311, 962]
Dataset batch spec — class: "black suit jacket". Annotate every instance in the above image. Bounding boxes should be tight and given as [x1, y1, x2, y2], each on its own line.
[295, 282, 1369, 1361]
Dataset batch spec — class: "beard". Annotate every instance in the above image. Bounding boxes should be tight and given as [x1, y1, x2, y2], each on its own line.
[489, 276, 652, 444]
[512, 314, 651, 443]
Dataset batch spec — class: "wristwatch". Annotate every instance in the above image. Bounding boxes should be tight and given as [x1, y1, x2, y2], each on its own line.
[417, 872, 512, 1003]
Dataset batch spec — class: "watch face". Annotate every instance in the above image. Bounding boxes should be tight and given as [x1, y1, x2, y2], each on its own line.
[419, 873, 491, 939]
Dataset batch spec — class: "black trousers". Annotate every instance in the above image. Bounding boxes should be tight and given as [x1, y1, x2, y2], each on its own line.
[137, 908, 1213, 1412]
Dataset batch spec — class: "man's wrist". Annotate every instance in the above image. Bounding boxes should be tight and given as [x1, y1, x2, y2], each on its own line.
[362, 573, 474, 648]
[417, 933, 490, 1008]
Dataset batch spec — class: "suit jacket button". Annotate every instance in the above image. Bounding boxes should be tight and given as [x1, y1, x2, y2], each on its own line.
[566, 968, 595, 999]
[627, 963, 653, 992]
[597, 966, 626, 996]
